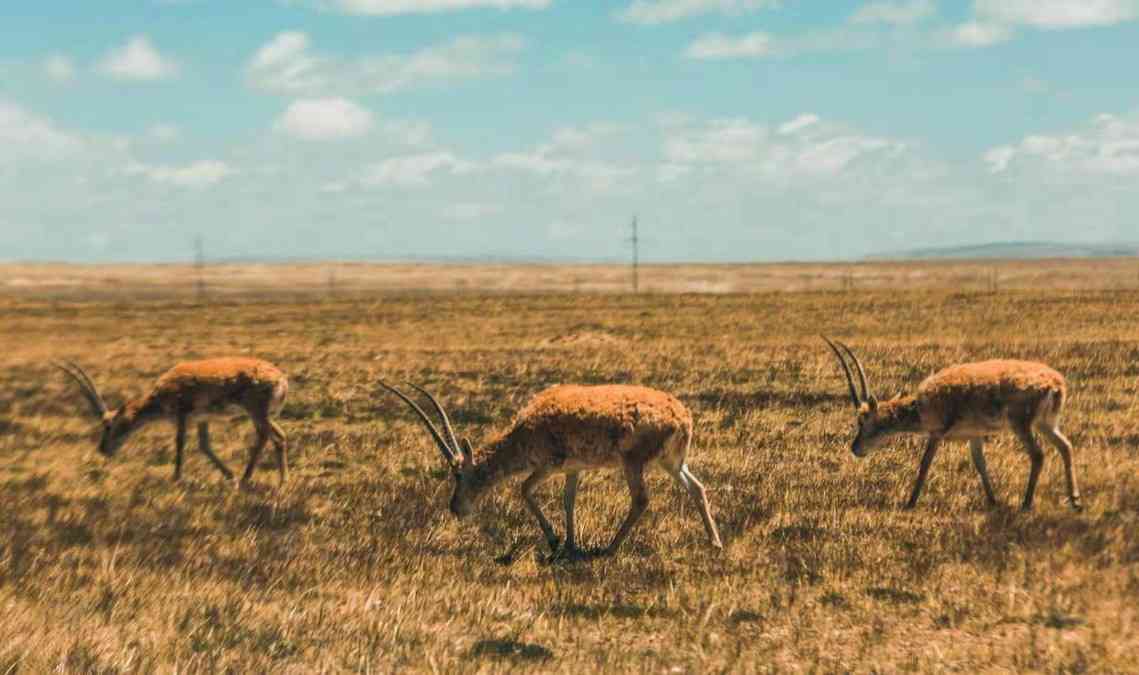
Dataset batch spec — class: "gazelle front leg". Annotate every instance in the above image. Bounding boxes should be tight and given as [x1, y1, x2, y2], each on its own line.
[969, 438, 999, 507]
[173, 414, 187, 481]
[197, 422, 235, 481]
[520, 467, 559, 553]
[905, 435, 942, 509]
[604, 459, 649, 556]
[1038, 424, 1082, 511]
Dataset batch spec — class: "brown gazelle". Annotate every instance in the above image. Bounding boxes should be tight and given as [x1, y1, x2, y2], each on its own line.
[822, 337, 1081, 511]
[55, 358, 290, 485]
[380, 381, 723, 558]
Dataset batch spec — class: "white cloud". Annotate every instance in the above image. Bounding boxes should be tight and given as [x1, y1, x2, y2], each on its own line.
[685, 32, 775, 60]
[656, 162, 691, 183]
[665, 119, 769, 163]
[617, 0, 781, 24]
[442, 202, 503, 220]
[98, 36, 179, 81]
[146, 123, 182, 143]
[247, 31, 524, 96]
[491, 125, 636, 191]
[663, 115, 904, 176]
[0, 102, 84, 160]
[983, 145, 1015, 173]
[274, 98, 374, 140]
[779, 113, 820, 135]
[974, 0, 1139, 29]
[361, 152, 476, 187]
[43, 54, 76, 83]
[985, 113, 1139, 175]
[949, 21, 1013, 46]
[125, 160, 236, 187]
[322, 0, 550, 15]
[850, 0, 935, 25]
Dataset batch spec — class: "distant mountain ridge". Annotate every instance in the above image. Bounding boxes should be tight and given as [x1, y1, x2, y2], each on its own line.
[868, 241, 1139, 261]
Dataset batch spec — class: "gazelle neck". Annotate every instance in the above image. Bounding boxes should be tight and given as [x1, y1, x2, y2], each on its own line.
[464, 434, 530, 498]
[878, 395, 923, 434]
[120, 393, 165, 430]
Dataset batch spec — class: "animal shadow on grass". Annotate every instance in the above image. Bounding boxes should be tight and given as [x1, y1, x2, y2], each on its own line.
[950, 508, 1096, 569]
[552, 603, 679, 621]
[470, 639, 554, 663]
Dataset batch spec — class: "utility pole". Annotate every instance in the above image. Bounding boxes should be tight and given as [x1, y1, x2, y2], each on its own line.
[628, 215, 639, 294]
[194, 235, 206, 301]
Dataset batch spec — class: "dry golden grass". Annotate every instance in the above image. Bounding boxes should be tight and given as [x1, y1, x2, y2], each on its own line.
[2, 268, 1138, 672]
[4, 257, 1139, 297]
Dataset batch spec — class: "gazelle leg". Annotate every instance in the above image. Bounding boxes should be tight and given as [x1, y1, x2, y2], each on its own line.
[173, 414, 187, 481]
[520, 467, 559, 553]
[269, 421, 288, 486]
[666, 463, 723, 549]
[969, 438, 999, 507]
[1013, 424, 1045, 511]
[679, 466, 723, 549]
[563, 472, 580, 553]
[603, 459, 649, 556]
[905, 436, 942, 510]
[240, 424, 270, 485]
[197, 422, 234, 481]
[1038, 425, 1082, 511]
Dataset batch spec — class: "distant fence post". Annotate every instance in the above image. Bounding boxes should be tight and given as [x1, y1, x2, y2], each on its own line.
[194, 235, 206, 301]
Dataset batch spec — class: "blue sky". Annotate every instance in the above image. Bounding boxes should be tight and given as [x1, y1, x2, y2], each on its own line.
[2, 0, 1138, 262]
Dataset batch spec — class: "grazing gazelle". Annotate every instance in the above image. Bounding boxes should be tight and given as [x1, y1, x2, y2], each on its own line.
[822, 337, 1081, 512]
[55, 358, 289, 485]
[380, 381, 723, 557]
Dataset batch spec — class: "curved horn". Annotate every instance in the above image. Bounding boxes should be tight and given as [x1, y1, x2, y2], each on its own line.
[837, 341, 872, 402]
[378, 380, 456, 465]
[821, 336, 861, 410]
[406, 382, 461, 455]
[53, 360, 108, 418]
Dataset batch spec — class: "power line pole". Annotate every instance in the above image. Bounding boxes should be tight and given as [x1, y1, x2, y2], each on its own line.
[194, 235, 206, 301]
[628, 215, 639, 294]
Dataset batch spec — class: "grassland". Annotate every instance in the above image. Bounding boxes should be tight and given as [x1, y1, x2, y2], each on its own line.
[1, 263, 1138, 672]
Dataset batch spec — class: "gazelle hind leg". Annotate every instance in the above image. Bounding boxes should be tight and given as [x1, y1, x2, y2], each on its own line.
[563, 472, 580, 552]
[604, 459, 649, 556]
[269, 421, 288, 486]
[1038, 424, 1082, 510]
[1013, 423, 1045, 511]
[241, 424, 270, 485]
[969, 439, 999, 507]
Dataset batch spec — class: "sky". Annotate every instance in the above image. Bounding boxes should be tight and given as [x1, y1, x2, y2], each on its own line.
[1, 0, 1138, 263]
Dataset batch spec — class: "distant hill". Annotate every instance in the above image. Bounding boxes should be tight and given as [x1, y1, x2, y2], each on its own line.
[868, 241, 1139, 261]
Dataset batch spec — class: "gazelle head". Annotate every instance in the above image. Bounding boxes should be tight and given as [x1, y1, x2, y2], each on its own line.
[822, 337, 891, 458]
[54, 361, 132, 457]
[380, 381, 479, 519]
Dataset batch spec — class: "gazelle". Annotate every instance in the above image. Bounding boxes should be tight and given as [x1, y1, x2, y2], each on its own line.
[55, 358, 289, 485]
[380, 381, 723, 558]
[822, 337, 1081, 512]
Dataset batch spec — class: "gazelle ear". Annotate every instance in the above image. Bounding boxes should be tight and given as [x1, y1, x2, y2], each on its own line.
[459, 437, 474, 467]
